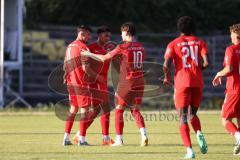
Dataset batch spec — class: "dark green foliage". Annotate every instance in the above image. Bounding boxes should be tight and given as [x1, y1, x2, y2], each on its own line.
[25, 0, 240, 32]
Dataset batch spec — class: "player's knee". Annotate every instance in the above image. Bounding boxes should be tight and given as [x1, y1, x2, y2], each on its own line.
[179, 115, 188, 124]
[178, 111, 188, 124]
[131, 105, 141, 110]
[70, 106, 78, 114]
[177, 108, 188, 124]
[189, 106, 198, 119]
[221, 118, 232, 126]
[116, 105, 125, 110]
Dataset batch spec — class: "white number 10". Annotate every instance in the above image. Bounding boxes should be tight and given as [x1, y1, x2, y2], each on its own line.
[133, 51, 143, 69]
[182, 46, 199, 68]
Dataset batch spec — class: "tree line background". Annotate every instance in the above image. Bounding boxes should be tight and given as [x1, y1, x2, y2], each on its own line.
[25, 0, 240, 33]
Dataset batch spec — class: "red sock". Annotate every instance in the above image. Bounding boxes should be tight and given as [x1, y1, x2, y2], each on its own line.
[101, 112, 110, 135]
[87, 108, 100, 120]
[180, 123, 192, 147]
[79, 108, 100, 136]
[115, 109, 124, 135]
[190, 115, 201, 133]
[64, 113, 76, 134]
[79, 120, 93, 136]
[238, 127, 240, 132]
[225, 121, 238, 135]
[130, 108, 145, 128]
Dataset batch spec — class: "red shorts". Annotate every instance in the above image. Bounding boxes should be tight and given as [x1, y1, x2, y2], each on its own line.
[116, 84, 144, 106]
[221, 93, 240, 118]
[89, 82, 109, 105]
[67, 84, 103, 108]
[174, 87, 203, 108]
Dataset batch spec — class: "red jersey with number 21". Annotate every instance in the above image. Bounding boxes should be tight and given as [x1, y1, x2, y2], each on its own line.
[164, 35, 208, 89]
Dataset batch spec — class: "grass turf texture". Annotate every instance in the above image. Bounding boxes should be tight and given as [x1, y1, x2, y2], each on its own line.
[0, 111, 239, 160]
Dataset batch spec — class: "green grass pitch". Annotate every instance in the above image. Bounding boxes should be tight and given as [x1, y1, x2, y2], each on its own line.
[0, 111, 239, 160]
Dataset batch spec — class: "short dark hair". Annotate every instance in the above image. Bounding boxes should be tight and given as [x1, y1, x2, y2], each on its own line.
[177, 16, 196, 35]
[77, 25, 92, 33]
[121, 22, 136, 36]
[230, 24, 240, 39]
[97, 25, 110, 35]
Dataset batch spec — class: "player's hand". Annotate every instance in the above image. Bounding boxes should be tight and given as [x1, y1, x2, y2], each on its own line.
[163, 75, 171, 85]
[212, 73, 222, 86]
[81, 50, 89, 61]
[81, 55, 88, 62]
[81, 50, 91, 56]
[202, 62, 209, 70]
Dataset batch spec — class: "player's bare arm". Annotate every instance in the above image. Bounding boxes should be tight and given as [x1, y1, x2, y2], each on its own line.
[201, 54, 209, 70]
[82, 50, 112, 62]
[212, 65, 233, 86]
[163, 57, 171, 85]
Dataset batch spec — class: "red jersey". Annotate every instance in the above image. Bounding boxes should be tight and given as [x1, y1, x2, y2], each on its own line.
[64, 40, 89, 85]
[108, 42, 145, 82]
[88, 42, 110, 82]
[164, 35, 208, 89]
[223, 44, 240, 94]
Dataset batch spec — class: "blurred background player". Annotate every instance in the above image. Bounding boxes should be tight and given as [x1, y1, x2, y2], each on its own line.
[63, 25, 101, 146]
[212, 24, 240, 155]
[73, 25, 114, 145]
[163, 16, 209, 159]
[82, 22, 148, 147]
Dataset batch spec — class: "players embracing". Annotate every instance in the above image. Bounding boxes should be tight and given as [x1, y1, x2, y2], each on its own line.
[72, 25, 115, 145]
[82, 22, 148, 147]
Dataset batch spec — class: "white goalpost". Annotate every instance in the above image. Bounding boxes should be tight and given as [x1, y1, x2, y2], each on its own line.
[0, 0, 5, 108]
[0, 0, 31, 108]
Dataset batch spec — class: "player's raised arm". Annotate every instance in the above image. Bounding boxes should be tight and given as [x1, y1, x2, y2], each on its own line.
[82, 45, 121, 62]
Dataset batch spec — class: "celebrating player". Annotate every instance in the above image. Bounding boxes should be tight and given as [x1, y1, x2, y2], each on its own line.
[72, 25, 114, 145]
[82, 22, 148, 147]
[212, 24, 240, 155]
[63, 25, 101, 146]
[163, 16, 209, 159]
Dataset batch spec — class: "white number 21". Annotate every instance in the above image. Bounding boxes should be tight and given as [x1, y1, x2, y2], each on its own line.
[182, 46, 199, 68]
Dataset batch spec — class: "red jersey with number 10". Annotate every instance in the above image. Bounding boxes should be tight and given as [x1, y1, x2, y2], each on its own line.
[223, 44, 240, 94]
[164, 35, 208, 89]
[109, 42, 145, 81]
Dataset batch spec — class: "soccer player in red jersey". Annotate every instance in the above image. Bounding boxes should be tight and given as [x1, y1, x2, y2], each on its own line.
[63, 25, 101, 146]
[82, 22, 148, 147]
[212, 24, 240, 155]
[72, 25, 114, 145]
[163, 16, 209, 159]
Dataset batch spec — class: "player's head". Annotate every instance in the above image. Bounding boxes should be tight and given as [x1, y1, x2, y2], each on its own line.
[77, 25, 92, 43]
[121, 22, 136, 41]
[97, 25, 111, 44]
[177, 16, 196, 35]
[229, 24, 240, 45]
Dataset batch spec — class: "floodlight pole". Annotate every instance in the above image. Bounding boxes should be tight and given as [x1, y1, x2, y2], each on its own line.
[0, 0, 4, 108]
